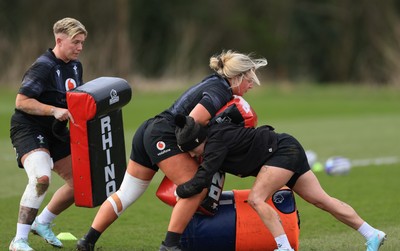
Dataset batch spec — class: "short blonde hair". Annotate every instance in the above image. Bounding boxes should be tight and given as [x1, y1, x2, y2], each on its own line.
[209, 50, 267, 87]
[53, 17, 87, 38]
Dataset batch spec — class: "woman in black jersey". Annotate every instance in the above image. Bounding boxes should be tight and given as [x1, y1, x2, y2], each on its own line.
[9, 18, 87, 251]
[77, 50, 268, 251]
[173, 115, 387, 251]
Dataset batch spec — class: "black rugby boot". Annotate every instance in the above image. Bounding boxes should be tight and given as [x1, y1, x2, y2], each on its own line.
[76, 237, 95, 251]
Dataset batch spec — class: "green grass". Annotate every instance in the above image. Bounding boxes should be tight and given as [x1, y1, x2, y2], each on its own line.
[1, 83, 399, 250]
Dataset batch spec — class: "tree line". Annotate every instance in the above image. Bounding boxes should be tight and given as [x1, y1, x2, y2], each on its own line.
[1, 0, 400, 86]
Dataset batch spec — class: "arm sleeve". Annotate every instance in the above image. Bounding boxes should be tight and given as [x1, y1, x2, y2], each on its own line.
[175, 166, 212, 198]
[198, 90, 232, 118]
[19, 61, 51, 98]
[176, 140, 228, 198]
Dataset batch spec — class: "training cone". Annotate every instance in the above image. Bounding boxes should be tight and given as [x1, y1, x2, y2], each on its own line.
[56, 232, 77, 241]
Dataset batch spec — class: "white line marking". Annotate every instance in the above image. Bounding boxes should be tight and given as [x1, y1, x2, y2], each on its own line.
[351, 156, 399, 167]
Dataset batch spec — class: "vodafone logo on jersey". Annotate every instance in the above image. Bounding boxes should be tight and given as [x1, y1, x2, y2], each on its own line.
[65, 78, 77, 91]
[156, 141, 171, 156]
[156, 141, 166, 150]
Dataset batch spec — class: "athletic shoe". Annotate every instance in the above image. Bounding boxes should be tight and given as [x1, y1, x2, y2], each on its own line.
[366, 230, 387, 251]
[274, 249, 294, 251]
[76, 237, 95, 251]
[159, 241, 182, 251]
[31, 217, 63, 248]
[9, 238, 34, 251]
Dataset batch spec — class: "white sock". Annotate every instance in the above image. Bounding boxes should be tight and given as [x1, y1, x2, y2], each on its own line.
[275, 234, 292, 249]
[36, 206, 57, 224]
[357, 222, 376, 240]
[15, 223, 31, 240]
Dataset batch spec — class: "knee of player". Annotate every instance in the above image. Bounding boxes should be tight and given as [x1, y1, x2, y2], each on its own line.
[36, 175, 50, 195]
[63, 176, 74, 189]
[247, 193, 265, 210]
[107, 175, 150, 216]
[36, 175, 50, 184]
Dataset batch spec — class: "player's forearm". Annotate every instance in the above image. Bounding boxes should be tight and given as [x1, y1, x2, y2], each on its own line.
[16, 95, 55, 116]
[176, 168, 213, 198]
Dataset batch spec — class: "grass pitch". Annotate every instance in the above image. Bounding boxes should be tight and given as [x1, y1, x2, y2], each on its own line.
[0, 83, 399, 250]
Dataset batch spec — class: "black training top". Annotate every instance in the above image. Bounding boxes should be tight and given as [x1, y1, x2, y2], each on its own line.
[11, 49, 83, 129]
[175, 123, 278, 197]
[202, 123, 277, 178]
[130, 73, 235, 169]
[160, 73, 233, 119]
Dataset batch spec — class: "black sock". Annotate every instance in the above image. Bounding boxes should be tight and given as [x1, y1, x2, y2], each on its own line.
[163, 231, 182, 247]
[85, 227, 102, 244]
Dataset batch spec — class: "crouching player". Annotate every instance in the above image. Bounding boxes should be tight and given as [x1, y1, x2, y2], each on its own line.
[173, 114, 387, 251]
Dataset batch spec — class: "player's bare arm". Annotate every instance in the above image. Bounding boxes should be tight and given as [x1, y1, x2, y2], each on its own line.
[15, 93, 73, 122]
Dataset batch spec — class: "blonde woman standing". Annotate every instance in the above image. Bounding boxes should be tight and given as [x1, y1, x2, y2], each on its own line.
[9, 17, 87, 251]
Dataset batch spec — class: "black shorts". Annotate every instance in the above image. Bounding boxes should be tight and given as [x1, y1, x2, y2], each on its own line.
[10, 123, 71, 168]
[265, 133, 310, 188]
[130, 116, 183, 171]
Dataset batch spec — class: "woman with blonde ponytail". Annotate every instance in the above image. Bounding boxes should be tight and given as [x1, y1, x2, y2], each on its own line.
[77, 50, 268, 251]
